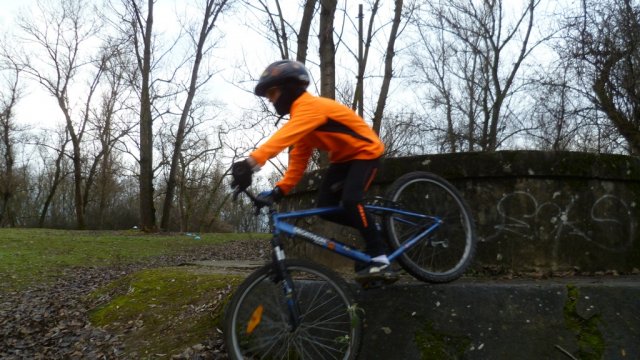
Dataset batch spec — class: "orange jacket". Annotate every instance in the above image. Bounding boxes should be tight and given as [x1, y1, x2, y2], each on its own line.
[250, 92, 384, 194]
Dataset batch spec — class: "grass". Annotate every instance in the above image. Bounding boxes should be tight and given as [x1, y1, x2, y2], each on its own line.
[0, 228, 266, 291]
[1, 228, 266, 357]
[89, 267, 244, 357]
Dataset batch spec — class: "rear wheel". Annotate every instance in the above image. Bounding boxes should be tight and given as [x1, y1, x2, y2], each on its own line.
[384, 171, 476, 283]
[223, 259, 363, 359]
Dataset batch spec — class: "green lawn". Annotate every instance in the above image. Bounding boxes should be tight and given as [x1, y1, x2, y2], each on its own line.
[0, 228, 266, 356]
[0, 228, 264, 291]
[89, 267, 244, 357]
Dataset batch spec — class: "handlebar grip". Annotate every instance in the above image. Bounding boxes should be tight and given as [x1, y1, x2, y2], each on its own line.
[231, 189, 274, 214]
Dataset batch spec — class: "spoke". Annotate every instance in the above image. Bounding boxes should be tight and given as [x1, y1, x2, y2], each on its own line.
[241, 327, 288, 357]
[298, 314, 350, 333]
[230, 263, 358, 360]
[297, 330, 343, 360]
[299, 297, 347, 325]
[296, 283, 339, 315]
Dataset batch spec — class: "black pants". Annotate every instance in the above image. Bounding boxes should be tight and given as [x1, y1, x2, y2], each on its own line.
[316, 158, 385, 257]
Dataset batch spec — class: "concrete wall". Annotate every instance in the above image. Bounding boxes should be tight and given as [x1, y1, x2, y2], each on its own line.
[356, 277, 640, 359]
[281, 151, 640, 274]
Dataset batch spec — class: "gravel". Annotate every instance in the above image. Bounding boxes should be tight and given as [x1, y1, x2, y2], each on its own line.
[0, 238, 270, 359]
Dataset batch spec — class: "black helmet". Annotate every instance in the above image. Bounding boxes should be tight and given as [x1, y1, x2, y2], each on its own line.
[254, 60, 310, 97]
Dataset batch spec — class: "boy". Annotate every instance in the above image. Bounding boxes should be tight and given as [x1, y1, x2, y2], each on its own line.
[231, 60, 397, 283]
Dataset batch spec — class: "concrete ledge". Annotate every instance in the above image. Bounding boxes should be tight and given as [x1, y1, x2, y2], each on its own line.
[354, 276, 640, 359]
[281, 151, 640, 273]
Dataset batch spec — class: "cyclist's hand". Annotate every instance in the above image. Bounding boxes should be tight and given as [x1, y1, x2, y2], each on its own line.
[230, 159, 253, 192]
[256, 186, 284, 205]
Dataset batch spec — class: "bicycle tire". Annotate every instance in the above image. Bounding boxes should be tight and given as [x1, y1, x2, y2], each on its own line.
[384, 171, 477, 283]
[223, 259, 363, 360]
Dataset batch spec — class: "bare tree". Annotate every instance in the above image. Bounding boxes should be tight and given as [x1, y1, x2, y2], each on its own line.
[16, 0, 107, 229]
[409, 10, 470, 152]
[297, 0, 317, 63]
[311, 0, 337, 167]
[522, 60, 614, 153]
[172, 110, 226, 232]
[411, 0, 545, 152]
[258, 0, 290, 59]
[86, 43, 137, 228]
[559, 0, 640, 154]
[0, 62, 22, 227]
[159, 0, 230, 231]
[35, 127, 71, 227]
[351, 0, 379, 113]
[125, 0, 157, 232]
[319, 0, 337, 99]
[244, 0, 316, 63]
[371, 0, 406, 135]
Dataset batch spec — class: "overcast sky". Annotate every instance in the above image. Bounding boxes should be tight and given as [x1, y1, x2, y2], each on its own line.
[0, 0, 55, 128]
[0, 0, 571, 133]
[0, 0, 281, 132]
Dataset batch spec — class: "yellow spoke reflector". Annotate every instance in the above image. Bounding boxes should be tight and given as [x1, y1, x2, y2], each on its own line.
[247, 305, 264, 335]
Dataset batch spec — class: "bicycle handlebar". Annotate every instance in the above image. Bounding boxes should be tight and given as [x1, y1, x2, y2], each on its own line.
[232, 188, 274, 216]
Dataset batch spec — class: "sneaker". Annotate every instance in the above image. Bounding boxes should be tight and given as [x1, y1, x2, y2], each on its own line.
[355, 262, 399, 287]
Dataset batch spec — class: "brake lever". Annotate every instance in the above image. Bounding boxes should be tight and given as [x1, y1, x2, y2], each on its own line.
[237, 189, 273, 215]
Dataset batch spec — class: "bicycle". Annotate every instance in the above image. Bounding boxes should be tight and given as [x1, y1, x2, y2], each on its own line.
[223, 171, 477, 360]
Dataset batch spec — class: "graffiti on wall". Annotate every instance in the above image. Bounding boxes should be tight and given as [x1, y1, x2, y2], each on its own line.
[482, 191, 637, 253]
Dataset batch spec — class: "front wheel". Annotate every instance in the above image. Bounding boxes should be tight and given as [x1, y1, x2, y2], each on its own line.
[384, 171, 477, 283]
[223, 259, 363, 360]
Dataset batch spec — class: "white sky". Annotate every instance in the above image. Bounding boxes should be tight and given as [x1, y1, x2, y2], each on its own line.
[0, 0, 258, 130]
[0, 0, 582, 186]
[0, 0, 331, 179]
[0, 0, 575, 140]
[0, 0, 400, 132]
[0, 0, 57, 128]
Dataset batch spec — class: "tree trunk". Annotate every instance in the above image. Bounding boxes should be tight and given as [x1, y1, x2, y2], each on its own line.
[352, 1, 380, 113]
[39, 134, 68, 228]
[160, 0, 228, 231]
[0, 68, 20, 227]
[319, 0, 337, 99]
[296, 0, 317, 63]
[58, 102, 86, 230]
[0, 112, 15, 227]
[372, 0, 403, 135]
[317, 0, 337, 168]
[138, 0, 157, 232]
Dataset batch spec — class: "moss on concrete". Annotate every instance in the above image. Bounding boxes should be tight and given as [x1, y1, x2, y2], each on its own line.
[414, 321, 471, 360]
[563, 285, 605, 360]
[89, 267, 243, 357]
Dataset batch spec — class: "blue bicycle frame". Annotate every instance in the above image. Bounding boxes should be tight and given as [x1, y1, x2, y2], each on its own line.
[272, 204, 443, 264]
[239, 191, 445, 331]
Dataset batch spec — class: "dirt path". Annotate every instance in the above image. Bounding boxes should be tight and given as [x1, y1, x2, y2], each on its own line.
[0, 239, 269, 360]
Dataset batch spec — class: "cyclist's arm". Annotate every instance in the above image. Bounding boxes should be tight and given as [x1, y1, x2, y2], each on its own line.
[249, 97, 324, 166]
[275, 142, 313, 194]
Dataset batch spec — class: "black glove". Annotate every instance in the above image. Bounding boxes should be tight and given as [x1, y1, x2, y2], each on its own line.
[230, 159, 253, 191]
[256, 186, 284, 204]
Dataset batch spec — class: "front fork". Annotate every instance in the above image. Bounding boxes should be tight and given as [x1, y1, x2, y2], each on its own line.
[271, 236, 301, 331]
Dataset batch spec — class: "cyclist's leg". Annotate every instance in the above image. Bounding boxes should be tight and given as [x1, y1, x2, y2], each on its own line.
[317, 160, 396, 285]
[317, 159, 385, 257]
[316, 162, 347, 211]
[342, 158, 385, 256]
